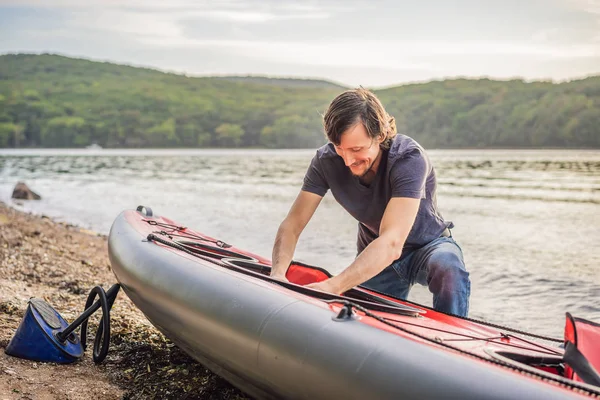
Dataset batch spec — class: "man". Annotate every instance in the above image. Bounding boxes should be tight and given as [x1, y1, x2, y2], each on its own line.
[270, 88, 470, 317]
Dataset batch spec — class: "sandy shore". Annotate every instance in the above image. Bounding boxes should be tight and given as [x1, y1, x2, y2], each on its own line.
[0, 201, 248, 400]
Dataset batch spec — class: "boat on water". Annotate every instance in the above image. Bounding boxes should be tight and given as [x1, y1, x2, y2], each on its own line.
[85, 143, 102, 150]
[108, 206, 600, 400]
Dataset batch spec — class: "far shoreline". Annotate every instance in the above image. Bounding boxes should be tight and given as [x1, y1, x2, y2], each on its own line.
[1, 146, 600, 152]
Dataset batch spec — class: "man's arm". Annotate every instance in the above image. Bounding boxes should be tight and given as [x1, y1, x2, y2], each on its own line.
[306, 197, 420, 294]
[271, 190, 323, 280]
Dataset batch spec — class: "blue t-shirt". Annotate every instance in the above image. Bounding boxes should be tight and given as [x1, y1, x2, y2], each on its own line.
[302, 134, 452, 257]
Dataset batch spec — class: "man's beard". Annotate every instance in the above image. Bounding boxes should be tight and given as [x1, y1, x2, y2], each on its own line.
[351, 151, 381, 179]
[349, 160, 373, 178]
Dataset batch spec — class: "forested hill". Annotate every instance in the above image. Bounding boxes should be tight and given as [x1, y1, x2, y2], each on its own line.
[0, 53, 598, 149]
[212, 76, 346, 89]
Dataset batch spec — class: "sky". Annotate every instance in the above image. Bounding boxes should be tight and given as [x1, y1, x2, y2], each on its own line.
[1, 0, 599, 87]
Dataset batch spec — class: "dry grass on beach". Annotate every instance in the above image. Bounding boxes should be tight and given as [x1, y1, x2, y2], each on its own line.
[0, 201, 249, 400]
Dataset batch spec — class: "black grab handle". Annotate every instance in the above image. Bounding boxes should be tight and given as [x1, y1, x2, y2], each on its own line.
[136, 205, 153, 217]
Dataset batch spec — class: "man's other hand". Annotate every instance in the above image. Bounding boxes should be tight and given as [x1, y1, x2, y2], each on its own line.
[270, 272, 289, 283]
[304, 279, 341, 295]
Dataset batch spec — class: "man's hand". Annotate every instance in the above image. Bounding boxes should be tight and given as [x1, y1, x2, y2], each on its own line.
[304, 279, 341, 295]
[270, 271, 289, 283]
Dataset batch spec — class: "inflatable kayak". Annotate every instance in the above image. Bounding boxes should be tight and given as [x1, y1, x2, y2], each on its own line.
[108, 206, 600, 399]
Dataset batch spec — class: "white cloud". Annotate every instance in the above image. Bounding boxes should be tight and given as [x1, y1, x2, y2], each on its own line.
[190, 9, 330, 22]
[63, 8, 328, 46]
[133, 37, 600, 64]
[0, 0, 207, 8]
[2, 0, 599, 85]
[48, 5, 600, 72]
[68, 9, 183, 39]
[560, 0, 600, 41]
[0, 0, 337, 15]
[530, 28, 561, 42]
[565, 0, 600, 14]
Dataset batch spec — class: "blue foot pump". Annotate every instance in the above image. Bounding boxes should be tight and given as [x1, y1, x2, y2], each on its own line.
[5, 284, 121, 364]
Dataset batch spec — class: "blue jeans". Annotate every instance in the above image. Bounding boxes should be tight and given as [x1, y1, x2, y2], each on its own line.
[361, 235, 471, 317]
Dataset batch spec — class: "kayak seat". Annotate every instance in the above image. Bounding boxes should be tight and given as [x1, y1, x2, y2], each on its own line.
[564, 312, 600, 387]
[286, 262, 331, 285]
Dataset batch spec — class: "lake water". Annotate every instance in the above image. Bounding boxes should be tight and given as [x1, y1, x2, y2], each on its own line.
[1, 148, 599, 337]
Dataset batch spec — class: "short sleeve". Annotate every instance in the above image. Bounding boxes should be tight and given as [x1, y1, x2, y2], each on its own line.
[301, 153, 329, 196]
[390, 149, 429, 199]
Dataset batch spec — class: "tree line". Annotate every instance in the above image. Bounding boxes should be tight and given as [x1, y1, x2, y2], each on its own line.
[1, 53, 598, 149]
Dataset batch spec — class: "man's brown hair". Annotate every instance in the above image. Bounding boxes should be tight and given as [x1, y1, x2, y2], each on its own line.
[323, 88, 397, 149]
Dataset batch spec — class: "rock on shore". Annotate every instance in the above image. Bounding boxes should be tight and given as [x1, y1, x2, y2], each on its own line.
[11, 182, 41, 200]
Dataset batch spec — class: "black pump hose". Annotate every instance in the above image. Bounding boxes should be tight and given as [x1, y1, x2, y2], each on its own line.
[57, 283, 120, 363]
[80, 286, 111, 363]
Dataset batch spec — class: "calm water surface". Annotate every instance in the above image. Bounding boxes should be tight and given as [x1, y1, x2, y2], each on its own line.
[1, 148, 599, 337]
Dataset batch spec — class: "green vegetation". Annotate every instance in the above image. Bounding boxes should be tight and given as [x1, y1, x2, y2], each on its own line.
[1, 53, 598, 148]
[377, 78, 600, 148]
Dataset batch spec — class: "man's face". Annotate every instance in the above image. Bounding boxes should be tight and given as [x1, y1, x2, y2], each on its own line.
[333, 122, 382, 178]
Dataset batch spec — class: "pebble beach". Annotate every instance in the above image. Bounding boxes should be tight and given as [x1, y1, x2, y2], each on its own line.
[0, 201, 249, 400]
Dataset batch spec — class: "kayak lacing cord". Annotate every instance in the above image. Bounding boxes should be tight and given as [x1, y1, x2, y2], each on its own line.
[147, 233, 230, 267]
[376, 316, 562, 356]
[325, 300, 600, 398]
[144, 220, 231, 248]
[333, 305, 561, 356]
[384, 294, 564, 344]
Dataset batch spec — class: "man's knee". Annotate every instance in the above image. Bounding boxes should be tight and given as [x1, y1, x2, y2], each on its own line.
[427, 253, 470, 295]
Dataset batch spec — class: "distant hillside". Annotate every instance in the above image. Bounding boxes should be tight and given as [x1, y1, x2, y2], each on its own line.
[0, 53, 598, 148]
[213, 76, 346, 89]
[377, 77, 600, 148]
